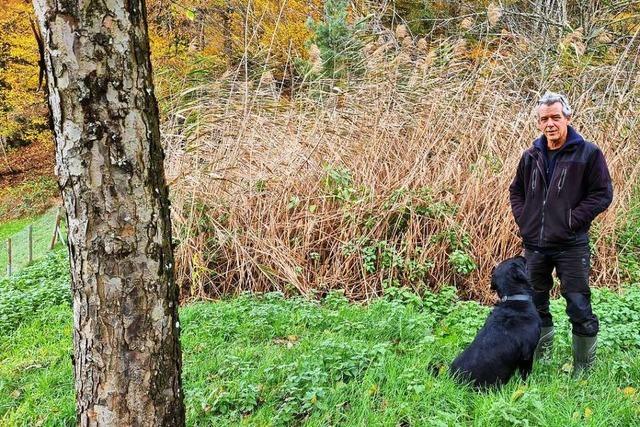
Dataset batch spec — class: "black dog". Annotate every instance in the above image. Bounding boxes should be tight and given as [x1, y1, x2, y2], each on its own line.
[450, 256, 541, 388]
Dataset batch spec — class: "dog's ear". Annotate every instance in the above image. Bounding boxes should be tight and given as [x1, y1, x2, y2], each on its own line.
[510, 263, 528, 284]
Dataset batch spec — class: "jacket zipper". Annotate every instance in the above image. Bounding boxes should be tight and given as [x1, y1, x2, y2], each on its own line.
[540, 197, 547, 244]
[557, 168, 567, 195]
[529, 143, 575, 245]
[532, 170, 537, 190]
[569, 208, 572, 230]
[537, 155, 549, 246]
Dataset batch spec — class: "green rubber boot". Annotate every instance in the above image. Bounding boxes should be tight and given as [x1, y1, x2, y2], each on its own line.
[572, 334, 597, 378]
[534, 326, 555, 361]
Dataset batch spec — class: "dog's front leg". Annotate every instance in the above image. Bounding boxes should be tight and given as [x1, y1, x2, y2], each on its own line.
[518, 358, 534, 380]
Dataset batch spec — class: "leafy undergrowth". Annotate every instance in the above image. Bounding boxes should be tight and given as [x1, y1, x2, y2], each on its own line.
[618, 187, 640, 283]
[2, 283, 640, 426]
[0, 248, 70, 335]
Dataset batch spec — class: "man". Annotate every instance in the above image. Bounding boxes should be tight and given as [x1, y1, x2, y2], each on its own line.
[509, 92, 613, 377]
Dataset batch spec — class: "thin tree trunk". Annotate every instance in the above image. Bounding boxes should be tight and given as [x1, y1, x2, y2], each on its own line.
[221, 2, 234, 67]
[0, 136, 13, 173]
[31, 0, 185, 425]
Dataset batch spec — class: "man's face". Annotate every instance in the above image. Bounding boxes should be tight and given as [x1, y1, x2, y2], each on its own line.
[537, 102, 570, 146]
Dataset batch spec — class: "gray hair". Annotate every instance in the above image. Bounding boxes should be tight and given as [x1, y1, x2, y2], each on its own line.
[537, 92, 572, 118]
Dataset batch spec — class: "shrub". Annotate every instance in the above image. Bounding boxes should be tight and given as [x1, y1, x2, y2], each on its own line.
[307, 0, 365, 79]
[618, 187, 640, 283]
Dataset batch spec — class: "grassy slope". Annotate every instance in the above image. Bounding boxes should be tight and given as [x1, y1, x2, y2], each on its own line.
[0, 208, 67, 277]
[1, 287, 640, 426]
[0, 217, 33, 241]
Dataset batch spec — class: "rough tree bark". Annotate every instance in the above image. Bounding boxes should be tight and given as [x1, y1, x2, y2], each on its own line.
[32, 0, 185, 425]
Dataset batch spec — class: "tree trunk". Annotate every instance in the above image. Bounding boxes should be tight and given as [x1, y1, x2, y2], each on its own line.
[221, 2, 234, 67]
[31, 0, 185, 425]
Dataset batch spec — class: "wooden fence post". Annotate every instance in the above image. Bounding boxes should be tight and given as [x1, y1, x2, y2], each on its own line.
[6, 238, 12, 276]
[50, 207, 62, 249]
[28, 225, 33, 263]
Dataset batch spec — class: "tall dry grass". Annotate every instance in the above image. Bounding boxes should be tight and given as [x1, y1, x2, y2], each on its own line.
[162, 30, 640, 303]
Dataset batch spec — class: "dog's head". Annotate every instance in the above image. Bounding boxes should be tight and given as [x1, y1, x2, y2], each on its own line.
[490, 256, 530, 298]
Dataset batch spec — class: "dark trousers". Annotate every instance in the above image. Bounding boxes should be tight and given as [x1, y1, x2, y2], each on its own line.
[524, 245, 599, 337]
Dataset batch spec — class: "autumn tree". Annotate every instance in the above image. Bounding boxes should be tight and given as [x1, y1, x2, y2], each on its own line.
[0, 0, 49, 147]
[31, 0, 184, 425]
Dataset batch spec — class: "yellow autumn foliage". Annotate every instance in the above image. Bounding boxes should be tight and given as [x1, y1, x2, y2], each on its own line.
[0, 0, 49, 147]
[1, 0, 322, 146]
[146, 0, 322, 96]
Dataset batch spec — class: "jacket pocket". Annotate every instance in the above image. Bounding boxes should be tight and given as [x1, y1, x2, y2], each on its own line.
[543, 206, 574, 245]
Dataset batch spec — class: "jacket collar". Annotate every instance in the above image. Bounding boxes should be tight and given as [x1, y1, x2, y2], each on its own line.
[533, 125, 584, 153]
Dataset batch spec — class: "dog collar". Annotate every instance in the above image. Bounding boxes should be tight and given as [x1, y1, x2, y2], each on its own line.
[500, 294, 532, 303]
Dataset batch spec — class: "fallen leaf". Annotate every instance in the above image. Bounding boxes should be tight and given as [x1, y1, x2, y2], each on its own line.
[623, 386, 636, 397]
[10, 389, 21, 399]
[584, 407, 593, 419]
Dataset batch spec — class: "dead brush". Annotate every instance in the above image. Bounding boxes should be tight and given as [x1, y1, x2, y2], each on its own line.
[163, 32, 640, 303]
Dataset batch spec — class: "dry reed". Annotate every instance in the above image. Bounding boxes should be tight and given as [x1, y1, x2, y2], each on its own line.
[162, 31, 640, 303]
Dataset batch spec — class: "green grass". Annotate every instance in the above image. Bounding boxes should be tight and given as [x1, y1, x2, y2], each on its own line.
[0, 208, 67, 277]
[1, 282, 640, 426]
[0, 217, 34, 242]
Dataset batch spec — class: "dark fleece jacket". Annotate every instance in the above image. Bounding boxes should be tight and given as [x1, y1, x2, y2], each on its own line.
[509, 126, 613, 248]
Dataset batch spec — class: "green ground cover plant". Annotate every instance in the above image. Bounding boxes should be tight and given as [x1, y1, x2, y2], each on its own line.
[0, 248, 70, 335]
[1, 269, 639, 425]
